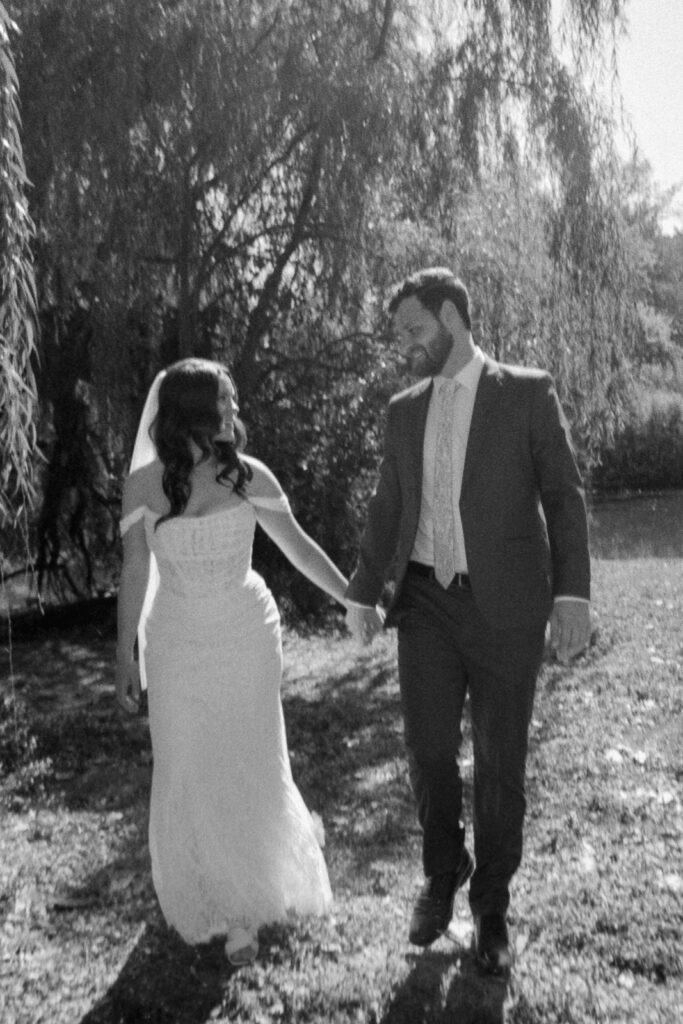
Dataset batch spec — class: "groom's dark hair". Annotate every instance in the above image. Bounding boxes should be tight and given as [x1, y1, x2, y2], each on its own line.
[388, 267, 471, 331]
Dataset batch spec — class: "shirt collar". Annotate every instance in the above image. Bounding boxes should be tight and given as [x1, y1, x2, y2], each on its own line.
[434, 346, 485, 392]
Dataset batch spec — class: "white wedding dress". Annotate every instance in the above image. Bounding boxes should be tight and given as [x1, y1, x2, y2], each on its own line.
[120, 490, 332, 944]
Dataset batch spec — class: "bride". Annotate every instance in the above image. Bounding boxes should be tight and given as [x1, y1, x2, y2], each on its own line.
[116, 357, 355, 966]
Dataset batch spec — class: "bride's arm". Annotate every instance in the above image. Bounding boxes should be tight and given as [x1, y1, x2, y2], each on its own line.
[116, 477, 152, 711]
[246, 457, 348, 606]
[255, 505, 349, 608]
[117, 521, 151, 659]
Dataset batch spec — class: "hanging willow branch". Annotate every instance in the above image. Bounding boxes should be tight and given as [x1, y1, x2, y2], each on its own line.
[0, 3, 38, 527]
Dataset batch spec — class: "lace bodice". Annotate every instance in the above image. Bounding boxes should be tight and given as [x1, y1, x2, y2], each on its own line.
[120, 493, 289, 598]
[150, 502, 254, 596]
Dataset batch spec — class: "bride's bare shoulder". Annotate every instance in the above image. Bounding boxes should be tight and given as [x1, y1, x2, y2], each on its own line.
[242, 455, 285, 499]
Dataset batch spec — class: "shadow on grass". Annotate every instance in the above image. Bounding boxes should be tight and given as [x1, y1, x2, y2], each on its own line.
[380, 948, 510, 1024]
[77, 920, 511, 1024]
[7, 621, 560, 907]
[283, 655, 503, 880]
[77, 918, 229, 1024]
[5, 630, 117, 714]
[282, 657, 471, 879]
[8, 627, 541, 1024]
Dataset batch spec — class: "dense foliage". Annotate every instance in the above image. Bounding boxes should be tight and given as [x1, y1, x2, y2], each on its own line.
[0, 4, 38, 530]
[6, 0, 679, 609]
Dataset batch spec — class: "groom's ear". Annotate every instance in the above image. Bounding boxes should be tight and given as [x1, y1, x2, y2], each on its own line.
[439, 299, 462, 332]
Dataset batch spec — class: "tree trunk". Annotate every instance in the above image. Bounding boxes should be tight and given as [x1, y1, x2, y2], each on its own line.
[177, 172, 194, 358]
[237, 137, 325, 399]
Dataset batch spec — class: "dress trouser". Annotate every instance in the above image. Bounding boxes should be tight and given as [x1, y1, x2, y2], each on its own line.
[396, 570, 546, 916]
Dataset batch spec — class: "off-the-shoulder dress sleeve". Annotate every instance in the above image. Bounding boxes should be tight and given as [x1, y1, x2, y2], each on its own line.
[247, 493, 291, 513]
[120, 506, 147, 536]
[243, 457, 292, 513]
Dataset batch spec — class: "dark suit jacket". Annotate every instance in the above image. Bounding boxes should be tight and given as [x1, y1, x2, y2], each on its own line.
[346, 356, 590, 630]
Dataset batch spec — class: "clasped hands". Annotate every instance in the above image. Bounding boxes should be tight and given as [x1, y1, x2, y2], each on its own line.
[346, 603, 385, 646]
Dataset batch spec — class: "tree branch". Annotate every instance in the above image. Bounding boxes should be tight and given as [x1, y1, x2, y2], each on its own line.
[238, 136, 326, 397]
[372, 0, 395, 62]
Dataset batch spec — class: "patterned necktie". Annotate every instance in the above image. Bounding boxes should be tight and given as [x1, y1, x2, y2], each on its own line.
[433, 378, 459, 588]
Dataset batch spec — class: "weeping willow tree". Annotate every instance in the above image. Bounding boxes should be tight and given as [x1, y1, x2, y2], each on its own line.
[10, 0, 638, 603]
[367, 0, 636, 468]
[12, 0, 412, 597]
[0, 3, 38, 530]
[1, 3, 40, 803]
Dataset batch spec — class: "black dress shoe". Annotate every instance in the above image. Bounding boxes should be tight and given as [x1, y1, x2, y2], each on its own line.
[473, 912, 512, 975]
[409, 850, 474, 946]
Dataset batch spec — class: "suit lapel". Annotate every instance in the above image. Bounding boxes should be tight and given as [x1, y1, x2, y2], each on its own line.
[403, 379, 432, 508]
[462, 357, 502, 491]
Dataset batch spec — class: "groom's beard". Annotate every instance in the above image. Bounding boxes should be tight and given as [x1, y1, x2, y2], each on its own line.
[407, 323, 454, 378]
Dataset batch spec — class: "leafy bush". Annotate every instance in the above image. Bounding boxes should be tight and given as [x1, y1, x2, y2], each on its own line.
[0, 690, 53, 807]
[592, 398, 683, 493]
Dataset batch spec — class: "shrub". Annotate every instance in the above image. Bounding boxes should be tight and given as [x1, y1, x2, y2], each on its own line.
[0, 690, 53, 807]
[592, 398, 683, 493]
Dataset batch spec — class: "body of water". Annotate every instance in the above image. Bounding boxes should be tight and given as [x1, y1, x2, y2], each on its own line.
[588, 489, 683, 559]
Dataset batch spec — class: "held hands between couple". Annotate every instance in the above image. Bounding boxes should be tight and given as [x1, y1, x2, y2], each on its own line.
[346, 603, 385, 646]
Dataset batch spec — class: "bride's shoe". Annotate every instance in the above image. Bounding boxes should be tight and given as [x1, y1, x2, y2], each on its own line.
[225, 926, 258, 966]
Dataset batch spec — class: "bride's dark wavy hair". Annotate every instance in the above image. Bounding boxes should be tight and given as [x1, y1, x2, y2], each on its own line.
[152, 358, 252, 529]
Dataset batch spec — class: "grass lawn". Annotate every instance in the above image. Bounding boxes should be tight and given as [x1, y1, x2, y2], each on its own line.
[1, 557, 682, 1023]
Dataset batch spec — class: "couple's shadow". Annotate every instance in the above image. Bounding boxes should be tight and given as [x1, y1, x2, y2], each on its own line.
[78, 916, 229, 1024]
[79, 915, 510, 1024]
[381, 926, 511, 1024]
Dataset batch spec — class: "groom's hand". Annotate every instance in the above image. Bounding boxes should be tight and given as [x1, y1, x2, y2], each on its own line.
[346, 603, 385, 645]
[549, 600, 591, 664]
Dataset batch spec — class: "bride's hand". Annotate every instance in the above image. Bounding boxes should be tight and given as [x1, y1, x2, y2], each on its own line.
[346, 604, 385, 645]
[116, 659, 141, 714]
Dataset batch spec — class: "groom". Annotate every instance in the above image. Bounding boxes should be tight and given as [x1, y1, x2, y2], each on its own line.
[346, 267, 591, 974]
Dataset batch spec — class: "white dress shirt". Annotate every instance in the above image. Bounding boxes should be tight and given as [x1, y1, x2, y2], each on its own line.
[411, 348, 485, 571]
